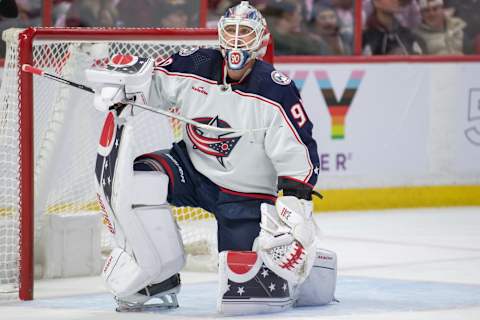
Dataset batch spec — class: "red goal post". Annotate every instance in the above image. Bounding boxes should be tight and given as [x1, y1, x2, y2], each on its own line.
[0, 27, 274, 301]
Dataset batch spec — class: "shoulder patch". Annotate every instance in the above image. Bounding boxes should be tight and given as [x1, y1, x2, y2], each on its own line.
[156, 57, 173, 67]
[179, 46, 199, 56]
[271, 70, 291, 85]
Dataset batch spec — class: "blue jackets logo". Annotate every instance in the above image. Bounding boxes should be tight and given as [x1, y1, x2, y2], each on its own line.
[186, 116, 241, 167]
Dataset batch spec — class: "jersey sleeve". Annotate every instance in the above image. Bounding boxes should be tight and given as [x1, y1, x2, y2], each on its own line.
[264, 83, 319, 189]
[149, 48, 220, 111]
[149, 54, 184, 110]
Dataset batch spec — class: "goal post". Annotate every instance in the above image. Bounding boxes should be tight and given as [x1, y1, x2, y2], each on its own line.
[0, 27, 274, 301]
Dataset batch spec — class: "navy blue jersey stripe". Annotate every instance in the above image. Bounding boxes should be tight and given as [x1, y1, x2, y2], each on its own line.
[160, 48, 223, 83]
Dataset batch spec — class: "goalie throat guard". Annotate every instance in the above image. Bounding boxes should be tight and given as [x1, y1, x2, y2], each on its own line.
[218, 1, 269, 70]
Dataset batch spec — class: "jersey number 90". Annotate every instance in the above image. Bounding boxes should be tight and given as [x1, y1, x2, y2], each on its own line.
[290, 103, 307, 128]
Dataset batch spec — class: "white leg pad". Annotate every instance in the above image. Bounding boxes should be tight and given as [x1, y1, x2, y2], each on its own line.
[103, 247, 150, 298]
[102, 204, 185, 298]
[132, 170, 169, 205]
[295, 248, 337, 307]
[96, 121, 184, 299]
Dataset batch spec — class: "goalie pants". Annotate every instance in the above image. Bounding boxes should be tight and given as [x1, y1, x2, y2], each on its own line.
[134, 141, 276, 252]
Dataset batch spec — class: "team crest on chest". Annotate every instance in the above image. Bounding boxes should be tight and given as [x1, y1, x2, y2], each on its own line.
[186, 116, 241, 167]
[271, 70, 291, 85]
[179, 46, 199, 56]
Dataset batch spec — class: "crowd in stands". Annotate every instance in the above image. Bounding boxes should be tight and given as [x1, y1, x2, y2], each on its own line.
[210, 0, 479, 55]
[58, 0, 200, 28]
[1, 0, 480, 58]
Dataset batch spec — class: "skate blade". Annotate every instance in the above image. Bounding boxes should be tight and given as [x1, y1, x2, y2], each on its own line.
[116, 293, 179, 312]
[116, 303, 178, 312]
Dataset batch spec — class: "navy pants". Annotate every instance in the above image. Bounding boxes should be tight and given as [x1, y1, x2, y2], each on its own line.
[134, 141, 276, 252]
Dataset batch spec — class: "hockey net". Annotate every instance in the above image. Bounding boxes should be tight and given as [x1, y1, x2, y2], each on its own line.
[0, 27, 270, 300]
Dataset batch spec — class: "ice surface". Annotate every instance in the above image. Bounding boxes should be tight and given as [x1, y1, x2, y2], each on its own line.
[2, 207, 479, 320]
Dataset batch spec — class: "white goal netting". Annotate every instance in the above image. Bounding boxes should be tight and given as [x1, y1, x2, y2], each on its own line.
[0, 28, 220, 300]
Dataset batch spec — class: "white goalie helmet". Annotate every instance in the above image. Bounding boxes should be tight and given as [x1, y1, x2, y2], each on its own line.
[218, 1, 270, 70]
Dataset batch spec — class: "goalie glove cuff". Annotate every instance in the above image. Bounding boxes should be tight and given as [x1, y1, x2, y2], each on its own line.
[278, 177, 323, 201]
[276, 197, 315, 248]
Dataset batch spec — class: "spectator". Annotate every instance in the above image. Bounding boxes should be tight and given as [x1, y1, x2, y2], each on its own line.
[287, 0, 326, 24]
[0, 0, 18, 58]
[309, 5, 353, 55]
[364, 0, 421, 29]
[331, 0, 355, 34]
[265, 0, 327, 55]
[444, 0, 480, 54]
[158, 2, 190, 28]
[117, 0, 162, 27]
[413, 0, 465, 55]
[302, 0, 319, 23]
[65, 0, 118, 27]
[52, 0, 74, 27]
[363, 0, 424, 55]
[0, 0, 41, 58]
[13, 0, 42, 24]
[396, 0, 421, 28]
[0, 0, 18, 18]
[117, 0, 199, 28]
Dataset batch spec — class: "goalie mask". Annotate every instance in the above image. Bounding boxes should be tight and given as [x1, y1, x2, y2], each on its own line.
[218, 1, 270, 70]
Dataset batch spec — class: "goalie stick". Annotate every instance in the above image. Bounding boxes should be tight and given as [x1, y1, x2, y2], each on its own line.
[21, 64, 267, 135]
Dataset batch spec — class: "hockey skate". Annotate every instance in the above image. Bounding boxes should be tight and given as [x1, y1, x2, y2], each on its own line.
[115, 274, 181, 312]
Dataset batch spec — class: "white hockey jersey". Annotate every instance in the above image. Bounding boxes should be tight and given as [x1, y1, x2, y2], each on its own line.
[149, 48, 319, 196]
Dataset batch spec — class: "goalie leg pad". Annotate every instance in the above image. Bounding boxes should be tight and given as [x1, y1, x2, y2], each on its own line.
[295, 248, 337, 307]
[96, 118, 185, 299]
[101, 201, 185, 298]
[217, 250, 296, 315]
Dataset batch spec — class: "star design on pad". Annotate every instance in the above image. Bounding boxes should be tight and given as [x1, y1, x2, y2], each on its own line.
[261, 269, 269, 278]
[237, 286, 245, 296]
[269, 283, 276, 292]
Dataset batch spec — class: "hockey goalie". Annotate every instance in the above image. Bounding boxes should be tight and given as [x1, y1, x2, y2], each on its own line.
[87, 1, 337, 314]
